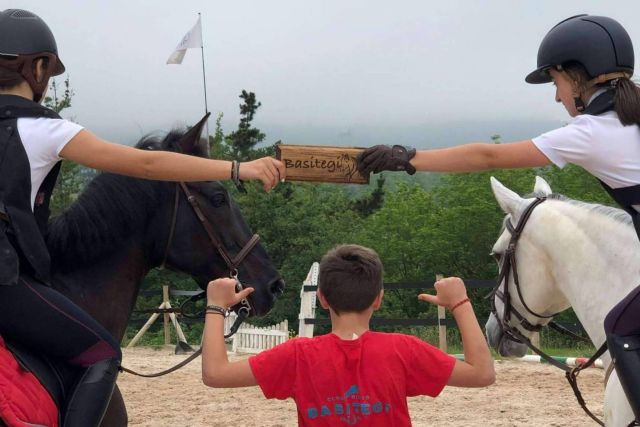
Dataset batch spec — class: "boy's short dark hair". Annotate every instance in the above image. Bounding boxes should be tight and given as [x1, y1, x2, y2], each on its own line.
[318, 244, 383, 314]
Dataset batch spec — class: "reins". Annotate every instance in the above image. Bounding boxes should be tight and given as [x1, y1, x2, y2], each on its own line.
[119, 307, 249, 378]
[120, 182, 259, 378]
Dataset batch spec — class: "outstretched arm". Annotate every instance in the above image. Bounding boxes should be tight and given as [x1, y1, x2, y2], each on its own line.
[411, 140, 551, 172]
[419, 277, 495, 387]
[60, 129, 285, 192]
[358, 140, 551, 175]
[201, 278, 257, 388]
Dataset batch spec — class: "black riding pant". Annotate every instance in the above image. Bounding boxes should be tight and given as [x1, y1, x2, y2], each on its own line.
[0, 276, 121, 367]
[605, 284, 640, 422]
[605, 284, 640, 336]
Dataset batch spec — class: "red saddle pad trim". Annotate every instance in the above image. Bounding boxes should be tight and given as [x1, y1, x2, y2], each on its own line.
[0, 336, 58, 427]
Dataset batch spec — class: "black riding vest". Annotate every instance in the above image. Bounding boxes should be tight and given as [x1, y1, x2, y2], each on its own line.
[582, 89, 640, 241]
[0, 95, 62, 285]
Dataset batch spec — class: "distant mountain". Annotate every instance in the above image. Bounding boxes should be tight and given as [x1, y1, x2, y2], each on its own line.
[255, 118, 562, 150]
[97, 118, 564, 152]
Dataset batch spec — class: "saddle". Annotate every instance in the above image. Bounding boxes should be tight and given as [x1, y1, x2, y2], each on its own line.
[0, 336, 78, 427]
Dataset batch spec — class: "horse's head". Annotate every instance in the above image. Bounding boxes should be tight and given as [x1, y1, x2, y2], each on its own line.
[485, 176, 570, 357]
[140, 115, 284, 316]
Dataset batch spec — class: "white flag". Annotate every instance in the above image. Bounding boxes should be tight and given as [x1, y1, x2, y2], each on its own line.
[166, 16, 203, 64]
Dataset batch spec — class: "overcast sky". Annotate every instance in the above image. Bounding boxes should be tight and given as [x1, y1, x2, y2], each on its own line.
[14, 0, 640, 148]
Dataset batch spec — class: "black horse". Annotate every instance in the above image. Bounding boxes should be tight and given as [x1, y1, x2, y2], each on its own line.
[0, 116, 284, 426]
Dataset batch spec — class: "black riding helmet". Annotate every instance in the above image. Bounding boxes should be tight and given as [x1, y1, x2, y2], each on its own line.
[0, 9, 65, 101]
[526, 14, 634, 84]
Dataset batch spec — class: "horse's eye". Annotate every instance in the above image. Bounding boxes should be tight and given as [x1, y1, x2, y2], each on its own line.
[211, 193, 227, 207]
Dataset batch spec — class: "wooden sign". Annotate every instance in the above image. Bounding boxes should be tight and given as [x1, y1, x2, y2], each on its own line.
[276, 144, 369, 184]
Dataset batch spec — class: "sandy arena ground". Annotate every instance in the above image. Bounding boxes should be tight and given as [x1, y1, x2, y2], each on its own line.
[118, 347, 605, 427]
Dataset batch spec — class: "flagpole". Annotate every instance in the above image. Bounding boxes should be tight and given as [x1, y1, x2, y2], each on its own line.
[199, 12, 209, 115]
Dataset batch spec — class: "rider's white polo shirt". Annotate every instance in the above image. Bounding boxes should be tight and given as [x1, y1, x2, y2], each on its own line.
[17, 117, 83, 209]
[532, 110, 640, 190]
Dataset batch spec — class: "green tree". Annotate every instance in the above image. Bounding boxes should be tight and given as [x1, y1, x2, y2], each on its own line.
[227, 90, 266, 161]
[541, 164, 615, 205]
[209, 112, 233, 160]
[44, 77, 74, 113]
[351, 174, 386, 216]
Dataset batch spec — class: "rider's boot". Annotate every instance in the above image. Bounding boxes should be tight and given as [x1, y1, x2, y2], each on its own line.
[62, 358, 119, 427]
[607, 333, 640, 421]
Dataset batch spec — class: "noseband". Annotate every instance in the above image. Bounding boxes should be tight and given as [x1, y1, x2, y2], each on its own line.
[161, 182, 259, 320]
[489, 196, 609, 426]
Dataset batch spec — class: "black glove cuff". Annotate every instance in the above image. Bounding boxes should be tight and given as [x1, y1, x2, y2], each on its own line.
[392, 145, 417, 175]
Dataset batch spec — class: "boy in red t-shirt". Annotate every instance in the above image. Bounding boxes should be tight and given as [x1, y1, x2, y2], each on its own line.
[202, 244, 495, 426]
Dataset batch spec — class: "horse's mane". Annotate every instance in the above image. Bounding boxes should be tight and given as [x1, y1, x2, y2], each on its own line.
[46, 129, 205, 272]
[501, 191, 633, 232]
[531, 191, 632, 225]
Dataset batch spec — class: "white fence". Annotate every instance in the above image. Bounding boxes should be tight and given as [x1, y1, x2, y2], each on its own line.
[298, 262, 319, 338]
[224, 313, 289, 354]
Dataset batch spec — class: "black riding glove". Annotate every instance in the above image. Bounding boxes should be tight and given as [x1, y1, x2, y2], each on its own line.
[357, 144, 417, 175]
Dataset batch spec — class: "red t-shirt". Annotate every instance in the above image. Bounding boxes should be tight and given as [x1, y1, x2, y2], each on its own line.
[249, 331, 456, 426]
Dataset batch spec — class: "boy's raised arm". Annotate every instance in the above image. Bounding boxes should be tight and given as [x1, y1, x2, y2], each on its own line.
[201, 278, 258, 388]
[419, 277, 495, 387]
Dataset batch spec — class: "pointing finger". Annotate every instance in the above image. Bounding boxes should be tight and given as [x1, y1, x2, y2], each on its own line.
[238, 287, 254, 300]
[418, 293, 438, 305]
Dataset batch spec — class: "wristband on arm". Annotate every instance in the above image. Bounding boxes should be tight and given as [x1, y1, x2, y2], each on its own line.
[232, 161, 247, 193]
[206, 305, 228, 317]
[449, 298, 470, 313]
[230, 160, 237, 180]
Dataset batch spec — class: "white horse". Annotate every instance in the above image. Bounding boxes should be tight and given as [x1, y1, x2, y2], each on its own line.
[485, 176, 637, 426]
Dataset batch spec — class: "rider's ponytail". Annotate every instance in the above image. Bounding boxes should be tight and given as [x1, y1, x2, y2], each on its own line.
[614, 78, 640, 126]
[564, 63, 640, 126]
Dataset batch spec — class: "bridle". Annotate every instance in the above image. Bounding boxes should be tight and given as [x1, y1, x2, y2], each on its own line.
[489, 198, 557, 339]
[489, 197, 610, 426]
[159, 181, 259, 322]
[120, 181, 261, 379]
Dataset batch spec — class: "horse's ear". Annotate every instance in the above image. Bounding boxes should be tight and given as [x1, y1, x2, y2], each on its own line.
[533, 176, 552, 196]
[490, 176, 525, 216]
[178, 112, 211, 155]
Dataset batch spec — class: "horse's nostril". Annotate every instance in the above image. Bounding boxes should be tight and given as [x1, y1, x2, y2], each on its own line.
[270, 278, 285, 296]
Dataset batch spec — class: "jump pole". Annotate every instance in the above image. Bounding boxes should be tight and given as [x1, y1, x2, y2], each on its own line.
[453, 354, 604, 369]
[163, 285, 171, 345]
[436, 274, 447, 352]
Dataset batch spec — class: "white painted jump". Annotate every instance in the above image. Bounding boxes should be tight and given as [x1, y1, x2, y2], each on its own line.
[515, 354, 604, 369]
[298, 262, 319, 338]
[224, 313, 289, 354]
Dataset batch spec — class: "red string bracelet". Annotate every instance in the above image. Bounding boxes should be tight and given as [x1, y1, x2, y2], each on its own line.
[450, 298, 470, 312]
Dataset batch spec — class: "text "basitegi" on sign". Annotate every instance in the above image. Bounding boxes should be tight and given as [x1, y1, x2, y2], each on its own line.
[276, 144, 369, 184]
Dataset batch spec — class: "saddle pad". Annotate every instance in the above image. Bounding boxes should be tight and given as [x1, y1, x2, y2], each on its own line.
[0, 336, 58, 427]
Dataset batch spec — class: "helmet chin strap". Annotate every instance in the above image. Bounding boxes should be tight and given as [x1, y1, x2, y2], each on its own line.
[566, 70, 631, 113]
